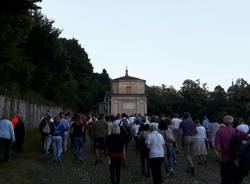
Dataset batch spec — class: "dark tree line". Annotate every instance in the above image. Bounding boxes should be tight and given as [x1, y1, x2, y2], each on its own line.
[0, 0, 110, 111]
[146, 78, 250, 122]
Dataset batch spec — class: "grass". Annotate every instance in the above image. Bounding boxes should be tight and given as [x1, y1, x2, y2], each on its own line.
[0, 129, 41, 172]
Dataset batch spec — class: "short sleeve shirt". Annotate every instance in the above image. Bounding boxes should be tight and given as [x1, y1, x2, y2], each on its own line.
[180, 119, 196, 136]
[145, 131, 165, 158]
[215, 127, 248, 161]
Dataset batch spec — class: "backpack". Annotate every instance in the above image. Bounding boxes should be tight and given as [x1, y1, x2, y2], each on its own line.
[165, 129, 175, 143]
[52, 123, 63, 136]
[119, 119, 131, 143]
[42, 123, 50, 134]
[228, 130, 250, 176]
[238, 144, 250, 176]
[228, 131, 243, 160]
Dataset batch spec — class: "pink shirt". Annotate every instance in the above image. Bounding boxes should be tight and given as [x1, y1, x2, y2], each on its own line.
[215, 127, 248, 161]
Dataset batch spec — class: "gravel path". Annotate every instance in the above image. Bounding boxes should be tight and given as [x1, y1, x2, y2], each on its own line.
[0, 141, 249, 184]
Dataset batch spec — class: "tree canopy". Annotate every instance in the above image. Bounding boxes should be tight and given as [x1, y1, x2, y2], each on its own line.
[0, 0, 110, 111]
[146, 78, 250, 121]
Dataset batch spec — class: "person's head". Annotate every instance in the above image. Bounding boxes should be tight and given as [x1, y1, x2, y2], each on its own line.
[149, 123, 158, 132]
[150, 116, 156, 123]
[1, 113, 8, 120]
[195, 119, 201, 126]
[75, 115, 81, 125]
[121, 113, 127, 119]
[238, 118, 245, 124]
[173, 113, 179, 118]
[99, 114, 105, 120]
[143, 124, 150, 131]
[183, 112, 191, 119]
[116, 113, 121, 120]
[223, 115, 234, 127]
[158, 119, 167, 131]
[59, 112, 65, 118]
[209, 116, 217, 123]
[54, 115, 61, 123]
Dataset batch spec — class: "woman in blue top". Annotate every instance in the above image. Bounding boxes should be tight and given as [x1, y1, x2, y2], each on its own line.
[50, 116, 64, 163]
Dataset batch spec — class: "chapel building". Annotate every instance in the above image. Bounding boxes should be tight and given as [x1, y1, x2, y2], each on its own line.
[99, 69, 147, 116]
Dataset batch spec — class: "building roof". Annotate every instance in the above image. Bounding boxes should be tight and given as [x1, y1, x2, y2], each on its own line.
[112, 68, 145, 82]
[113, 75, 145, 81]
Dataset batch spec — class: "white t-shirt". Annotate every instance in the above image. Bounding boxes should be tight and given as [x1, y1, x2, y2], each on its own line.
[195, 126, 207, 140]
[145, 131, 165, 158]
[112, 119, 121, 127]
[131, 123, 140, 136]
[171, 118, 182, 130]
[237, 124, 249, 133]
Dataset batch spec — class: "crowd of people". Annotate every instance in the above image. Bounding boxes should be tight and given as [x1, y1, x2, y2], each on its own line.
[38, 111, 250, 184]
[1, 110, 250, 184]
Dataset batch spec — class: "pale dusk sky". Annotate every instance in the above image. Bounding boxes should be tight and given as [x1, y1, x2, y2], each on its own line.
[39, 0, 250, 90]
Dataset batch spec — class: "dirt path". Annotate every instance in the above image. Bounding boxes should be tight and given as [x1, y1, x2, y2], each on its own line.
[0, 131, 249, 184]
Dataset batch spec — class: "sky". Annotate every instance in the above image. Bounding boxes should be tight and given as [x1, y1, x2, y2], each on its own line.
[39, 0, 250, 91]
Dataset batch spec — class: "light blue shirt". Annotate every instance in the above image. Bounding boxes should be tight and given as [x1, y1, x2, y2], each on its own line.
[202, 118, 209, 129]
[0, 119, 15, 142]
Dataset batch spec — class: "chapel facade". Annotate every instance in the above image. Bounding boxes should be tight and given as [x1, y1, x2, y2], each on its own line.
[99, 69, 147, 116]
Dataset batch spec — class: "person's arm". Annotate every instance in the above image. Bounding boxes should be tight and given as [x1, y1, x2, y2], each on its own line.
[215, 132, 222, 159]
[70, 123, 74, 134]
[145, 134, 151, 149]
[9, 122, 15, 143]
[162, 137, 167, 159]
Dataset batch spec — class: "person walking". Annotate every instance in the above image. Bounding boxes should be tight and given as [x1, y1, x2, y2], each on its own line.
[193, 120, 207, 165]
[164, 118, 176, 176]
[118, 113, 131, 166]
[60, 112, 70, 152]
[13, 115, 25, 153]
[170, 113, 182, 153]
[51, 116, 64, 163]
[92, 114, 108, 165]
[207, 116, 220, 149]
[106, 125, 125, 184]
[138, 124, 150, 177]
[179, 112, 196, 175]
[0, 113, 15, 163]
[215, 115, 249, 184]
[70, 115, 85, 161]
[146, 123, 166, 184]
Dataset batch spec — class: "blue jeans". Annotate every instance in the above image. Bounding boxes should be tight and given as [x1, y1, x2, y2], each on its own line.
[52, 136, 63, 160]
[164, 144, 175, 174]
[44, 135, 52, 153]
[74, 137, 84, 160]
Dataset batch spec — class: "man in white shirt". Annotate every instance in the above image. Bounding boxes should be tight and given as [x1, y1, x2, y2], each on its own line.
[146, 123, 166, 184]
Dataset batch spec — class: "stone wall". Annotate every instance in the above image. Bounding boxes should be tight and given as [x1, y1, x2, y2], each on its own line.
[0, 95, 63, 128]
[112, 81, 145, 94]
[110, 96, 147, 115]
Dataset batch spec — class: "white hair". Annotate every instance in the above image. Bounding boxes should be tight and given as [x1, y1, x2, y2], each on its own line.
[223, 115, 234, 125]
[149, 123, 158, 131]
